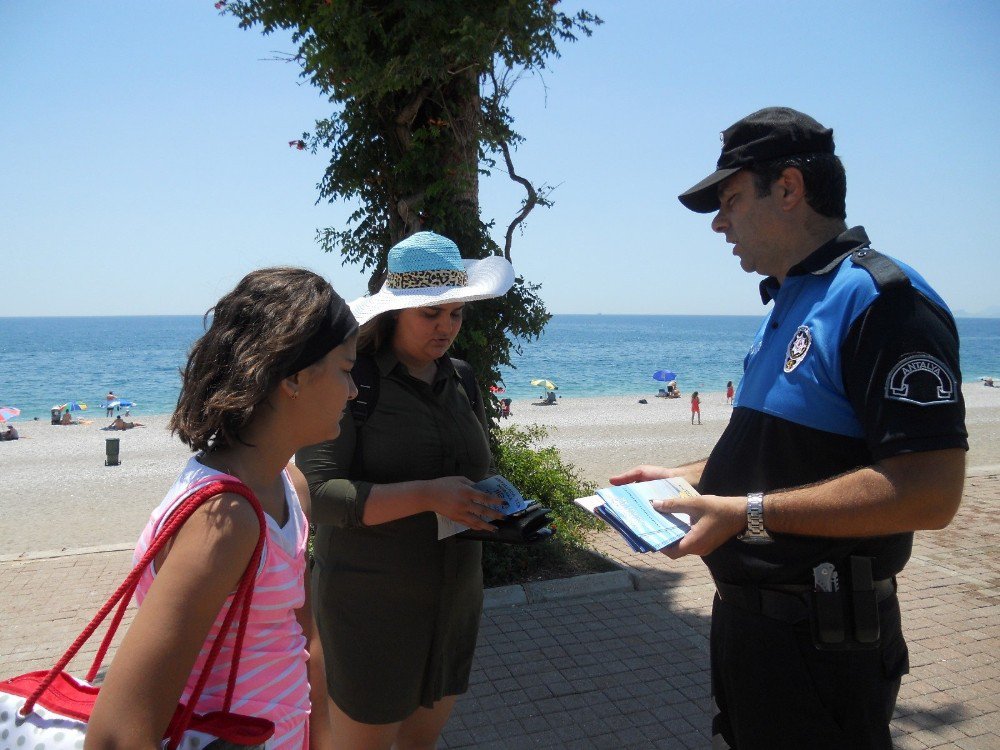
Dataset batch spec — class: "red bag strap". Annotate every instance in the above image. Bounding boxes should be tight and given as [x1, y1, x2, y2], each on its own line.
[20, 477, 267, 750]
[83, 474, 238, 682]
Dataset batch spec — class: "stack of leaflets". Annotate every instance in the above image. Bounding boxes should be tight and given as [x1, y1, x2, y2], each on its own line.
[574, 478, 696, 553]
[436, 475, 532, 540]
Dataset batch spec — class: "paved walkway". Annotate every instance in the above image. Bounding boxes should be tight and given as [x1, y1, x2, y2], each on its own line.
[1, 473, 997, 749]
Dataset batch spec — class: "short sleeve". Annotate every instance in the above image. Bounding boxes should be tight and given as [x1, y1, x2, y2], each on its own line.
[841, 286, 968, 461]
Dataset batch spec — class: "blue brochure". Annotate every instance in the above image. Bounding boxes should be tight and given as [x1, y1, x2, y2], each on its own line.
[576, 478, 695, 553]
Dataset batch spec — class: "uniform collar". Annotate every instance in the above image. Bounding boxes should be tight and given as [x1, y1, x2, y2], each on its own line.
[758, 226, 870, 304]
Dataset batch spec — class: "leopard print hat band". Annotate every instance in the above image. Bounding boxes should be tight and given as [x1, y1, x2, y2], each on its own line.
[348, 231, 515, 326]
[385, 267, 468, 290]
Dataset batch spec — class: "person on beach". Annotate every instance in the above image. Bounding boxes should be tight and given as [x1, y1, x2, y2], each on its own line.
[725, 380, 734, 405]
[690, 391, 701, 425]
[87, 268, 358, 750]
[105, 391, 115, 417]
[613, 108, 967, 749]
[60, 410, 77, 426]
[2, 425, 17, 440]
[296, 231, 514, 750]
[109, 416, 145, 430]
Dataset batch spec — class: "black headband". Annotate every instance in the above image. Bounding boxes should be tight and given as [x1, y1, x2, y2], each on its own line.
[283, 292, 358, 377]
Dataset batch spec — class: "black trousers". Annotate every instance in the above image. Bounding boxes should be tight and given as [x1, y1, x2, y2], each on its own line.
[711, 592, 909, 750]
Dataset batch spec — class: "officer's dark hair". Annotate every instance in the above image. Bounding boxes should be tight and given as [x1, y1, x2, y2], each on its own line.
[748, 153, 847, 220]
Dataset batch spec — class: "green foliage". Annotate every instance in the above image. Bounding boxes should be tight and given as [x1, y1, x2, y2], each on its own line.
[224, 1, 603, 583]
[482, 424, 607, 587]
[223, 0, 601, 423]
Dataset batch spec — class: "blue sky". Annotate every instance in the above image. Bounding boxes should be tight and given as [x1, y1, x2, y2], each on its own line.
[3, 1, 998, 317]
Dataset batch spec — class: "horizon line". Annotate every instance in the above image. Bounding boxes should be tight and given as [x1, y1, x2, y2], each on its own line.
[2, 312, 999, 321]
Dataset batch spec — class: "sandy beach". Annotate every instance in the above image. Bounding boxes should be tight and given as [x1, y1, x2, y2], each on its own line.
[1, 385, 998, 557]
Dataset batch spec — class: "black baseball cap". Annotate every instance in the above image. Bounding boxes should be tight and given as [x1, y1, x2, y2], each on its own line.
[677, 107, 835, 213]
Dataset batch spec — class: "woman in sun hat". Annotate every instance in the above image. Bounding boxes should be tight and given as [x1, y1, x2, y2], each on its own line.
[297, 231, 514, 748]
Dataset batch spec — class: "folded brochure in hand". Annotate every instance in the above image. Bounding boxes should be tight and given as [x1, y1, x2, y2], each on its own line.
[436, 475, 533, 540]
[574, 478, 696, 553]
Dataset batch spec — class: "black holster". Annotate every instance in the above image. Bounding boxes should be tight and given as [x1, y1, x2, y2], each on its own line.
[809, 556, 893, 651]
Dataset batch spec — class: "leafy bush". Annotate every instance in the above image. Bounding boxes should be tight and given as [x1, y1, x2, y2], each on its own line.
[482, 424, 610, 587]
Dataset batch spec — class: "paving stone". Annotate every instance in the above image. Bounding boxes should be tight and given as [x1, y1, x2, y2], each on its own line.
[2, 476, 998, 748]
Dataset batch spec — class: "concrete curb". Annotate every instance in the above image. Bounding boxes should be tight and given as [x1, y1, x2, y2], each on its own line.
[483, 569, 637, 609]
[0, 543, 134, 563]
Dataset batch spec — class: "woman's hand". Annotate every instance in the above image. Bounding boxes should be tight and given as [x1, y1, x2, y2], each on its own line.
[424, 476, 507, 532]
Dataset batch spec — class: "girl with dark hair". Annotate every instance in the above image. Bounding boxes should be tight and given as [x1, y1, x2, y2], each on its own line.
[86, 267, 358, 750]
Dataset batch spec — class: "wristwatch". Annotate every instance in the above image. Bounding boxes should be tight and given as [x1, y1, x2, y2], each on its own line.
[737, 492, 773, 544]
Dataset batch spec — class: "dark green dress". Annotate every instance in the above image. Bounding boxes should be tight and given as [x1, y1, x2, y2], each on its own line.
[297, 347, 492, 724]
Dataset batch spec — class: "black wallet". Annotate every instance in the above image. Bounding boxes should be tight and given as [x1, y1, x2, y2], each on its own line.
[458, 502, 555, 545]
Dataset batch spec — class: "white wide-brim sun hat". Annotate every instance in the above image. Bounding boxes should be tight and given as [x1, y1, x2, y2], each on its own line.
[348, 231, 515, 326]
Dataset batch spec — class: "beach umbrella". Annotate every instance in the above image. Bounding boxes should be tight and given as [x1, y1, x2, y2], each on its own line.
[488, 385, 505, 394]
[106, 399, 137, 409]
[653, 370, 678, 382]
[530, 378, 558, 391]
[0, 406, 20, 422]
[55, 401, 88, 411]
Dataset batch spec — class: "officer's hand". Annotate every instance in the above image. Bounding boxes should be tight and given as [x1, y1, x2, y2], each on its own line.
[610, 465, 680, 486]
[426, 476, 506, 532]
[651, 495, 745, 559]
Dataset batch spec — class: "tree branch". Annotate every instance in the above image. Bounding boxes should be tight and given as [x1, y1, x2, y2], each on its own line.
[394, 83, 433, 150]
[490, 67, 538, 262]
[498, 139, 538, 263]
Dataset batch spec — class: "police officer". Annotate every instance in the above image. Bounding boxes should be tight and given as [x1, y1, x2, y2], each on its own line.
[613, 107, 967, 749]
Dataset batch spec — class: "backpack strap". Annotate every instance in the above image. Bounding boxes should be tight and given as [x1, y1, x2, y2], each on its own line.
[349, 352, 380, 430]
[451, 357, 480, 415]
[850, 245, 911, 291]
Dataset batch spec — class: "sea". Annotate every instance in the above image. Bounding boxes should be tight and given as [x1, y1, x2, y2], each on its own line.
[2, 315, 998, 420]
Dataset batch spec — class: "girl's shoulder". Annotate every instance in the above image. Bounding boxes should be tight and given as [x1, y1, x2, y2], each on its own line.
[147, 457, 261, 548]
[285, 461, 311, 521]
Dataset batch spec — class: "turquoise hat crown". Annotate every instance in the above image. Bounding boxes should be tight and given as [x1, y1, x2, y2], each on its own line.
[386, 231, 468, 289]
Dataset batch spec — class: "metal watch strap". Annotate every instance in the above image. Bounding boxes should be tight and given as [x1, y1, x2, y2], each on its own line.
[738, 492, 773, 544]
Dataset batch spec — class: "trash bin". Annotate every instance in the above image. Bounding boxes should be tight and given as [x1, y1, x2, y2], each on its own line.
[105, 438, 120, 467]
[51, 408, 62, 425]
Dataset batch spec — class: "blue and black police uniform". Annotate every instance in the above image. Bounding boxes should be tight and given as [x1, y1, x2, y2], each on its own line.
[699, 226, 968, 749]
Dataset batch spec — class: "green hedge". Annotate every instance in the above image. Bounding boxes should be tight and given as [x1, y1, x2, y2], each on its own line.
[482, 424, 609, 587]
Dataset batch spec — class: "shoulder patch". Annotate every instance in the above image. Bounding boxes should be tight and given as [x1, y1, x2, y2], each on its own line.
[884, 353, 957, 406]
[783, 325, 812, 373]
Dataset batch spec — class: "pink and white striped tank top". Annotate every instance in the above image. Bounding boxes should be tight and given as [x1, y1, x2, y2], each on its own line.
[134, 456, 311, 750]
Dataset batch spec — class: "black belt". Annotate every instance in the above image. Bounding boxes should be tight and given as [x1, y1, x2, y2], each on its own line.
[714, 578, 895, 624]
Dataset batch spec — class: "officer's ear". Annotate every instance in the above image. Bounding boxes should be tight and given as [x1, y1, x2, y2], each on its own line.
[776, 167, 806, 212]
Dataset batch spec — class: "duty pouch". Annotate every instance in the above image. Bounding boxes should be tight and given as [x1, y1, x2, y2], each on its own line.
[808, 556, 881, 651]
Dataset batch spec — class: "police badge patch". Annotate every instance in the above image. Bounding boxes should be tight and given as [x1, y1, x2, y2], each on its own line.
[884, 353, 957, 406]
[783, 325, 812, 373]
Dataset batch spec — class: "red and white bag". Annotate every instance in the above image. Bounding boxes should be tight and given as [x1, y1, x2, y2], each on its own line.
[0, 479, 274, 750]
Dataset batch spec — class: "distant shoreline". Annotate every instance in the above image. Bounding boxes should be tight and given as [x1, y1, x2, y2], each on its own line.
[2, 385, 997, 556]
[2, 313, 1000, 320]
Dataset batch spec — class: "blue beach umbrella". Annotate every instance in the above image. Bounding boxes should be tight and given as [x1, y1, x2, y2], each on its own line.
[106, 399, 137, 409]
[653, 370, 677, 382]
